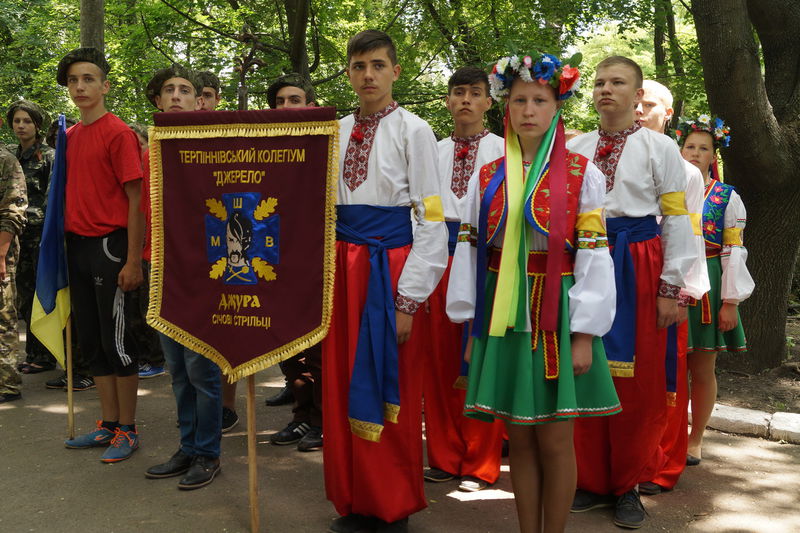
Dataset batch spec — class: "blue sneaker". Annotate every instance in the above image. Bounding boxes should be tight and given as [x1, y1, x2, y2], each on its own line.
[138, 363, 166, 379]
[65, 421, 116, 449]
[101, 428, 139, 463]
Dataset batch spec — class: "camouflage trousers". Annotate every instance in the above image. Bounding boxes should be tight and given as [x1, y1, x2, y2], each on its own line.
[0, 238, 21, 394]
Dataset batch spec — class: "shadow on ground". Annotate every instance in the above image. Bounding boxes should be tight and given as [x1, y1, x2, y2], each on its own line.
[1, 366, 798, 532]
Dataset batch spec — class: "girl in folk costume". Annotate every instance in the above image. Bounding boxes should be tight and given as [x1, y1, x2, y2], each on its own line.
[447, 53, 621, 533]
[676, 116, 754, 464]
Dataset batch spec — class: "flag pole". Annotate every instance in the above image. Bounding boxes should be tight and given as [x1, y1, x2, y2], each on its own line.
[247, 374, 260, 533]
[65, 316, 74, 439]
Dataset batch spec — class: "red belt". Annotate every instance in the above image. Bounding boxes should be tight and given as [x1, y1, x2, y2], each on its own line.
[487, 249, 574, 380]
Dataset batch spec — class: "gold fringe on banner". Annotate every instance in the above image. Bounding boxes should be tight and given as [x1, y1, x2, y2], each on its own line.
[146, 120, 340, 382]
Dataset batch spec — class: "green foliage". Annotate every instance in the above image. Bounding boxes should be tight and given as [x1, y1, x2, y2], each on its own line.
[0, 0, 709, 142]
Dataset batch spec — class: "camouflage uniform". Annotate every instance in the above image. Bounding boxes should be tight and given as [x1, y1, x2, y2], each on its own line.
[0, 147, 28, 395]
[7, 141, 55, 367]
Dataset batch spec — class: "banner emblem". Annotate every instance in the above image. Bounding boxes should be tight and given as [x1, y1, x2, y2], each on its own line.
[205, 193, 280, 285]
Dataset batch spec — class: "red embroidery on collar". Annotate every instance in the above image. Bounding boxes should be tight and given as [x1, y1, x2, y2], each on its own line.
[593, 122, 641, 192]
[343, 101, 400, 192]
[450, 129, 489, 199]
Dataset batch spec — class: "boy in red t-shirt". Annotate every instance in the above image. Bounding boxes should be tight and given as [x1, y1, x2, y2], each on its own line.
[58, 48, 145, 463]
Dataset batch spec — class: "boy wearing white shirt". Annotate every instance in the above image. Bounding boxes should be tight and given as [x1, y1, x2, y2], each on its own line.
[421, 66, 504, 492]
[323, 30, 447, 533]
[636, 79, 707, 495]
[567, 57, 695, 529]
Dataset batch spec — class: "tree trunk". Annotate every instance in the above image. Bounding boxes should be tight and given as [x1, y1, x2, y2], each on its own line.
[284, 0, 310, 79]
[80, 0, 104, 52]
[692, 0, 800, 370]
[653, 0, 668, 80]
[731, 185, 800, 371]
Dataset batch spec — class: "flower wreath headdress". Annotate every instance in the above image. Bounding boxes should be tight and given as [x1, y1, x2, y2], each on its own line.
[675, 115, 731, 149]
[488, 52, 582, 102]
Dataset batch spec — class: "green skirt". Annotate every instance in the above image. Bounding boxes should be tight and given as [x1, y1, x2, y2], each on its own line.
[465, 272, 622, 425]
[687, 255, 747, 353]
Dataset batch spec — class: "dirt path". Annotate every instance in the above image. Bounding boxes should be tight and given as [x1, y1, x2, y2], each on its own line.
[2, 366, 799, 532]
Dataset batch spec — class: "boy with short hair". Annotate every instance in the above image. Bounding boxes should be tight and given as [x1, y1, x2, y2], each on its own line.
[58, 47, 145, 463]
[636, 79, 707, 495]
[323, 30, 447, 533]
[421, 66, 504, 492]
[141, 65, 223, 489]
[264, 72, 324, 452]
[197, 71, 222, 111]
[567, 56, 695, 528]
[267, 73, 316, 109]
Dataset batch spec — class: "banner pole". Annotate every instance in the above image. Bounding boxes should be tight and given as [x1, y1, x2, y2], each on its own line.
[66, 317, 74, 439]
[247, 375, 260, 533]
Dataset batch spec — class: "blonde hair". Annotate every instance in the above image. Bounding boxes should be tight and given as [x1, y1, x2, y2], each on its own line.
[642, 80, 673, 109]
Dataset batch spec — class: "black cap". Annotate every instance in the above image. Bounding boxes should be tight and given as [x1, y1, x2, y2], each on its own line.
[146, 65, 203, 108]
[56, 47, 111, 86]
[6, 100, 47, 131]
[197, 71, 221, 92]
[266, 73, 315, 109]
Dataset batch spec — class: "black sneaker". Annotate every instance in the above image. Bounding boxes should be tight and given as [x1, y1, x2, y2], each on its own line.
[571, 489, 615, 512]
[423, 467, 456, 482]
[270, 421, 310, 445]
[46, 374, 95, 391]
[638, 481, 665, 495]
[221, 407, 239, 433]
[614, 489, 646, 529]
[297, 426, 322, 452]
[46, 373, 68, 389]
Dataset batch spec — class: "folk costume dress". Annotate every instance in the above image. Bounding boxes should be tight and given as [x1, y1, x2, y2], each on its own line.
[568, 124, 696, 496]
[648, 160, 709, 490]
[421, 130, 505, 484]
[447, 122, 621, 427]
[687, 180, 753, 352]
[322, 101, 448, 523]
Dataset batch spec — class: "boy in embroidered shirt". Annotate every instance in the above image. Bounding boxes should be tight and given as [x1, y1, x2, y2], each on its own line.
[323, 29, 447, 533]
[421, 66, 505, 493]
[58, 47, 145, 463]
[635, 79, 708, 496]
[567, 56, 695, 529]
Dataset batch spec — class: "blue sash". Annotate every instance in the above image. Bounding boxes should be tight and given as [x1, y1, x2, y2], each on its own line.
[603, 216, 659, 377]
[472, 161, 506, 337]
[665, 324, 678, 400]
[336, 204, 413, 441]
[446, 220, 460, 256]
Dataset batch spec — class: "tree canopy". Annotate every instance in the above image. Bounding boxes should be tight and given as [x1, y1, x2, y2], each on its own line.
[1, 0, 796, 371]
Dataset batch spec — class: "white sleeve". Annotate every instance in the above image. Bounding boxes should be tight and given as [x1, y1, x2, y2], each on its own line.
[679, 164, 709, 299]
[720, 190, 754, 303]
[446, 173, 480, 323]
[568, 162, 616, 336]
[396, 121, 449, 311]
[655, 139, 696, 289]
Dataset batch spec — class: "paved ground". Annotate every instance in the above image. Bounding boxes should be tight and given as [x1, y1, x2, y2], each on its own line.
[2, 365, 799, 533]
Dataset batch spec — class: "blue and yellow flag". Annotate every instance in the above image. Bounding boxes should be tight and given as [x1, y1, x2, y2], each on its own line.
[30, 115, 70, 367]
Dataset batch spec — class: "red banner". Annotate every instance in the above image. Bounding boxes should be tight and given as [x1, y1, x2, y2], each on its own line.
[147, 108, 338, 379]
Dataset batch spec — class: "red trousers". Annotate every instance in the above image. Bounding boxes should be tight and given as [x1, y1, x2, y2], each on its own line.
[421, 257, 503, 484]
[322, 241, 426, 522]
[645, 321, 689, 489]
[574, 238, 668, 496]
